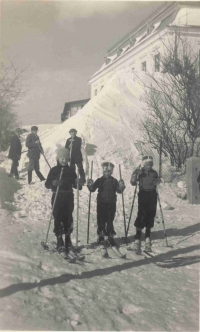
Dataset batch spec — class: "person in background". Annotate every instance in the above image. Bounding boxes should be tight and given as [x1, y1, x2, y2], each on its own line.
[25, 126, 45, 185]
[65, 128, 86, 185]
[8, 128, 22, 179]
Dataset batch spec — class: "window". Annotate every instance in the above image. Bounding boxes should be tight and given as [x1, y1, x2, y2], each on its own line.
[155, 53, 160, 72]
[141, 61, 146, 72]
[101, 85, 104, 90]
[95, 89, 97, 96]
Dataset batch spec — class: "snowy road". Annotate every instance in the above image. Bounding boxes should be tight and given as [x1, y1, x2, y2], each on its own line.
[0, 172, 199, 331]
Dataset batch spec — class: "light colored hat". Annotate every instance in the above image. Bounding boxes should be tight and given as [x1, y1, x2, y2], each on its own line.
[56, 148, 70, 159]
[101, 162, 114, 172]
[142, 156, 153, 167]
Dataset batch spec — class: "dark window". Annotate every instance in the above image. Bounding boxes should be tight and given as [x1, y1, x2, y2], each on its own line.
[141, 61, 146, 72]
[101, 85, 104, 90]
[155, 53, 160, 72]
[95, 89, 97, 96]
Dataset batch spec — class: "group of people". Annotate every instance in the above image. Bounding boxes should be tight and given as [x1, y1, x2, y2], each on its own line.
[8, 126, 161, 252]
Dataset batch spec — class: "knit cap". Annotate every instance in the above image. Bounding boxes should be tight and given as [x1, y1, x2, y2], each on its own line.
[101, 162, 114, 172]
[56, 148, 70, 159]
[142, 156, 153, 167]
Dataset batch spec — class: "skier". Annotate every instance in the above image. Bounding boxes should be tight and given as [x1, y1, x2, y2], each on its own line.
[25, 126, 45, 184]
[8, 128, 22, 179]
[87, 162, 126, 246]
[130, 155, 161, 251]
[65, 128, 86, 185]
[45, 147, 82, 251]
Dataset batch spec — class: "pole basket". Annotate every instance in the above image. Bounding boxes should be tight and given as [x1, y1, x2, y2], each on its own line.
[41, 242, 49, 250]
[121, 237, 130, 244]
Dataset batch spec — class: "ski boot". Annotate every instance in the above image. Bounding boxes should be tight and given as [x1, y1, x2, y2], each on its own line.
[65, 234, 72, 251]
[108, 234, 116, 247]
[145, 237, 152, 252]
[134, 239, 141, 253]
[97, 232, 105, 244]
[56, 235, 65, 252]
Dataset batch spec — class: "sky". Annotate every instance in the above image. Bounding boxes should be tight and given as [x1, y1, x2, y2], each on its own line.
[1, 0, 164, 125]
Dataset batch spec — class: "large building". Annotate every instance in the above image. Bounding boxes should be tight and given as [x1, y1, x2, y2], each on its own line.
[88, 1, 200, 98]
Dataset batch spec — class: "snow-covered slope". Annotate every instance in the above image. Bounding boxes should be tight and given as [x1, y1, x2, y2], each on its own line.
[0, 68, 199, 331]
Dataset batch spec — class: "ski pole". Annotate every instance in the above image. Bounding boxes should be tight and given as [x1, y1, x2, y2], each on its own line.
[76, 168, 80, 252]
[69, 139, 74, 167]
[36, 142, 51, 169]
[87, 160, 93, 245]
[41, 167, 64, 250]
[157, 190, 169, 246]
[126, 165, 141, 237]
[126, 181, 138, 238]
[119, 165, 127, 242]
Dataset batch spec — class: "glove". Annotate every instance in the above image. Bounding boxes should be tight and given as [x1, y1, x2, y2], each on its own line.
[130, 173, 137, 183]
[35, 140, 40, 144]
[87, 179, 94, 187]
[52, 179, 63, 186]
[152, 178, 161, 185]
[118, 179, 125, 189]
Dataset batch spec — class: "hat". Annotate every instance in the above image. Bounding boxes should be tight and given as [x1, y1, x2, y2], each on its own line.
[15, 128, 21, 133]
[69, 128, 77, 133]
[56, 148, 70, 160]
[31, 126, 38, 131]
[142, 156, 153, 166]
[101, 162, 114, 172]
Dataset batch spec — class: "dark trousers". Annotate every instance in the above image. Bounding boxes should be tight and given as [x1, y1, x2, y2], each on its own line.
[10, 159, 19, 177]
[52, 192, 74, 236]
[70, 161, 85, 180]
[97, 201, 116, 236]
[28, 158, 45, 183]
[134, 190, 157, 230]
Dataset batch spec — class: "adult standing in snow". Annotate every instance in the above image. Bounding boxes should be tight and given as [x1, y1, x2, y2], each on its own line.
[45, 148, 82, 251]
[8, 128, 22, 179]
[87, 162, 126, 246]
[26, 126, 45, 185]
[130, 156, 161, 251]
[65, 128, 86, 185]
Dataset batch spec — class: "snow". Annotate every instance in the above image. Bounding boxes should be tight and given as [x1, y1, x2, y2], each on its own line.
[0, 68, 199, 331]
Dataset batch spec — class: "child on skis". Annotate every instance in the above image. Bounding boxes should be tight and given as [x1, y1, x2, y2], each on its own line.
[45, 148, 82, 251]
[130, 156, 161, 251]
[87, 162, 126, 246]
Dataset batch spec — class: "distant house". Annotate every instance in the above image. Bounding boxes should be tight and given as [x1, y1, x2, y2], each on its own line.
[61, 98, 90, 122]
[88, 1, 200, 98]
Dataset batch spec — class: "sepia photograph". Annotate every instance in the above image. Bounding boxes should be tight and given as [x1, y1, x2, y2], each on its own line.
[0, 0, 199, 331]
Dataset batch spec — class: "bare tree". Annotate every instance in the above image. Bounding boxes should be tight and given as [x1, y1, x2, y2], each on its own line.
[0, 62, 28, 151]
[137, 30, 200, 168]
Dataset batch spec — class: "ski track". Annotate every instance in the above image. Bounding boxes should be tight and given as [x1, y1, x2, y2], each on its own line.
[0, 69, 199, 331]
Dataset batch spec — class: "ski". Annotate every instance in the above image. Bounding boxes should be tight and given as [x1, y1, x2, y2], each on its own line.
[109, 245, 126, 259]
[70, 247, 85, 261]
[51, 243, 77, 263]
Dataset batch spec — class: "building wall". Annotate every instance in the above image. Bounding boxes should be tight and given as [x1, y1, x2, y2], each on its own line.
[88, 2, 200, 99]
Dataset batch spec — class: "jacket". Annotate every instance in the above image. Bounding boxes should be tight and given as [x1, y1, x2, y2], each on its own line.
[88, 176, 123, 203]
[8, 134, 22, 161]
[45, 163, 82, 193]
[65, 136, 83, 163]
[131, 168, 158, 191]
[26, 133, 43, 159]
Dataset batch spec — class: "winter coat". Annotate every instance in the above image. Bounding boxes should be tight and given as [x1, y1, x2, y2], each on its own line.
[45, 162, 82, 193]
[26, 133, 43, 159]
[131, 168, 158, 191]
[8, 134, 22, 161]
[65, 136, 83, 163]
[88, 176, 123, 203]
